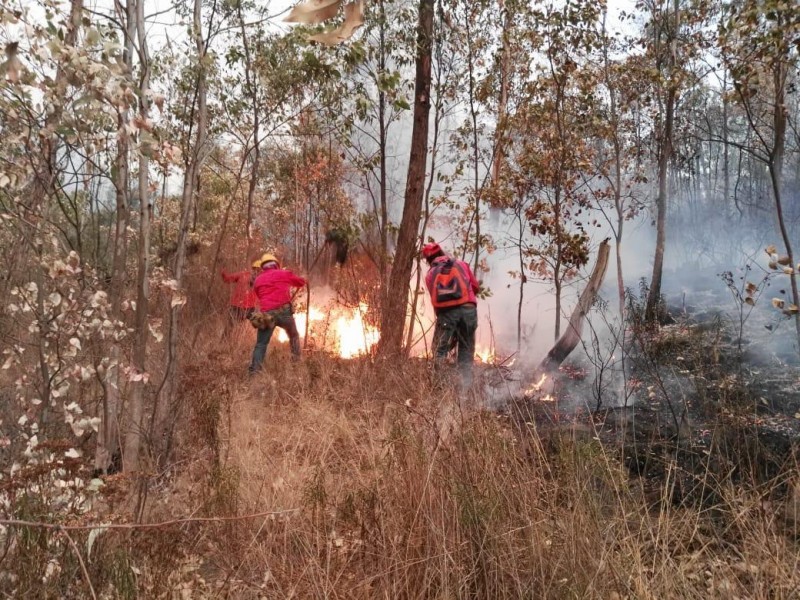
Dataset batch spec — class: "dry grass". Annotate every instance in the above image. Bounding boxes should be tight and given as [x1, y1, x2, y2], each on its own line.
[158, 325, 799, 599]
[4, 317, 797, 598]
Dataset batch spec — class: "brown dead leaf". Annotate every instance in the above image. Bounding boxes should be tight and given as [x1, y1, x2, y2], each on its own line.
[745, 282, 757, 294]
[309, 0, 364, 45]
[778, 255, 791, 266]
[744, 297, 755, 306]
[285, 0, 342, 24]
[772, 298, 785, 309]
[768, 260, 778, 270]
[153, 93, 165, 112]
[133, 115, 153, 132]
[766, 244, 778, 255]
[2, 42, 21, 84]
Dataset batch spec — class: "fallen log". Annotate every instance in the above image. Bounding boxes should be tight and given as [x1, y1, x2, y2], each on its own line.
[538, 238, 611, 374]
[506, 239, 611, 434]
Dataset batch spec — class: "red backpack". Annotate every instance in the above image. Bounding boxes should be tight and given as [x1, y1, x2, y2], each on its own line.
[430, 258, 470, 309]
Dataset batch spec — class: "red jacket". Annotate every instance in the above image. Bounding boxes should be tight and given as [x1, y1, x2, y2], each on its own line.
[221, 269, 258, 309]
[425, 256, 480, 305]
[253, 268, 306, 312]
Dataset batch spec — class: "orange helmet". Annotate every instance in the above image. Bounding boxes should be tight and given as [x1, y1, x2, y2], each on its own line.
[422, 242, 443, 260]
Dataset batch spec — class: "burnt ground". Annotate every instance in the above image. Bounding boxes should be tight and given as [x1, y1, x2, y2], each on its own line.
[486, 276, 800, 513]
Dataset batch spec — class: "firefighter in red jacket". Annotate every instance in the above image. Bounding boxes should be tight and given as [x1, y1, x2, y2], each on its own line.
[249, 253, 307, 373]
[220, 258, 261, 323]
[422, 242, 480, 386]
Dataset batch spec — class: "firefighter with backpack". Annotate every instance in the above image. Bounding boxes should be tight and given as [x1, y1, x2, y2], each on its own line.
[422, 242, 481, 387]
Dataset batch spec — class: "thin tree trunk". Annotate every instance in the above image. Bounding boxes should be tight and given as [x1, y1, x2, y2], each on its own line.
[492, 0, 509, 187]
[239, 2, 261, 253]
[377, 0, 389, 288]
[405, 0, 446, 354]
[602, 10, 626, 320]
[722, 70, 729, 210]
[123, 0, 152, 473]
[645, 0, 679, 322]
[152, 0, 209, 465]
[96, 0, 131, 474]
[377, 0, 434, 357]
[768, 61, 800, 350]
[466, 13, 480, 275]
[516, 212, 525, 352]
[646, 83, 675, 322]
[553, 263, 561, 341]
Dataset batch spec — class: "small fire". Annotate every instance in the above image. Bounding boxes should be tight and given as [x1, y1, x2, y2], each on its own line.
[524, 373, 556, 402]
[475, 346, 495, 364]
[525, 373, 548, 395]
[275, 302, 380, 358]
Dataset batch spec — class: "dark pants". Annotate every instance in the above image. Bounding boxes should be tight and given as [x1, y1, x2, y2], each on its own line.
[249, 305, 301, 373]
[432, 303, 478, 386]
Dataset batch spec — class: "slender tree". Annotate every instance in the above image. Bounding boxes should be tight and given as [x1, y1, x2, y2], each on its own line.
[123, 0, 153, 472]
[152, 0, 210, 465]
[377, 0, 434, 356]
[720, 0, 800, 349]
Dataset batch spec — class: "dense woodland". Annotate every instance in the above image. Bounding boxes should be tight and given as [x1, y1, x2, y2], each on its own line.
[0, 0, 799, 596]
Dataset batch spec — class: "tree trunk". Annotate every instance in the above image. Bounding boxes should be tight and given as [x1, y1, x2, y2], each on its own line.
[377, 0, 389, 288]
[96, 0, 131, 474]
[645, 0, 679, 322]
[492, 0, 509, 187]
[768, 61, 800, 350]
[488, 0, 511, 226]
[516, 213, 525, 352]
[466, 14, 480, 275]
[377, 0, 434, 357]
[151, 0, 209, 465]
[722, 72, 729, 209]
[240, 2, 261, 253]
[405, 3, 447, 354]
[123, 0, 152, 473]
[645, 85, 675, 322]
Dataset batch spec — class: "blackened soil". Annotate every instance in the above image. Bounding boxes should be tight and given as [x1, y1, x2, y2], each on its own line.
[499, 312, 800, 514]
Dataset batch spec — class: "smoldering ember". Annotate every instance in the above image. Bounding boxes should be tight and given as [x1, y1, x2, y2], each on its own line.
[1, 0, 799, 597]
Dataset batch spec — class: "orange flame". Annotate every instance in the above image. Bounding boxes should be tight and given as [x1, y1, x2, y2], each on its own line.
[475, 346, 495, 364]
[334, 303, 380, 359]
[275, 302, 379, 358]
[525, 373, 547, 395]
[524, 373, 556, 402]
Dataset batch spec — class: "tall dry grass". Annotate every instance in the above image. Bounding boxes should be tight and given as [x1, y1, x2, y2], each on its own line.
[162, 322, 799, 599]
[5, 315, 797, 598]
